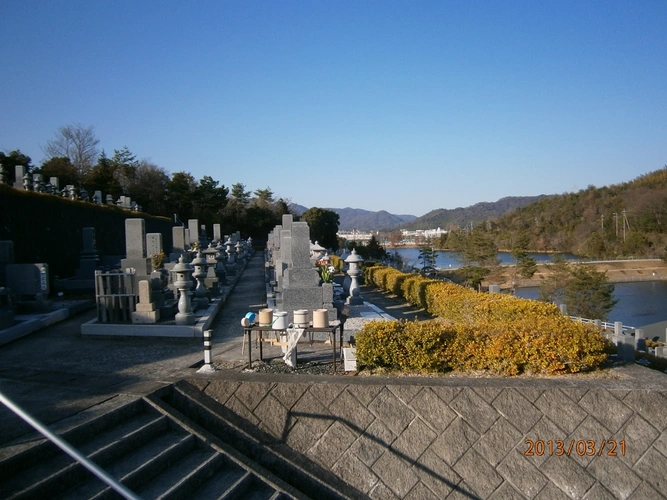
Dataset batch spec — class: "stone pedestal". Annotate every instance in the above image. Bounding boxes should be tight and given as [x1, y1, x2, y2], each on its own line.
[132, 280, 160, 324]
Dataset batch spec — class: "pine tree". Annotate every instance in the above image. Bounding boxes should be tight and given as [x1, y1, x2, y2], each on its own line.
[564, 265, 617, 320]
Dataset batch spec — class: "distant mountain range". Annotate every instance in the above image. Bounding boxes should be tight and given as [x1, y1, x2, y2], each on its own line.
[290, 195, 549, 231]
[402, 195, 551, 230]
[289, 204, 416, 231]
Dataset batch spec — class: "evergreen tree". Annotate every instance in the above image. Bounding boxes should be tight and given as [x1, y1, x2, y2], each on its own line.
[516, 255, 538, 278]
[418, 245, 438, 273]
[0, 150, 33, 183]
[538, 255, 572, 303]
[301, 207, 340, 250]
[564, 265, 617, 320]
[356, 235, 387, 260]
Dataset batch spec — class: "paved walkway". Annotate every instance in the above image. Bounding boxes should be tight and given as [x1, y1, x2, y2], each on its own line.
[0, 252, 413, 447]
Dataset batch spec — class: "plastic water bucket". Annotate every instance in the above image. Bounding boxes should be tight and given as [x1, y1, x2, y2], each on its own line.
[272, 311, 288, 329]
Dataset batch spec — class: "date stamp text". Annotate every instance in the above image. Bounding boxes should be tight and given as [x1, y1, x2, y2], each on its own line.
[524, 439, 626, 457]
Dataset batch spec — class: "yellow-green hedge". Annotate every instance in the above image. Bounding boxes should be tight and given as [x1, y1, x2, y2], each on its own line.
[367, 265, 561, 323]
[355, 320, 451, 372]
[354, 265, 609, 375]
[355, 317, 607, 375]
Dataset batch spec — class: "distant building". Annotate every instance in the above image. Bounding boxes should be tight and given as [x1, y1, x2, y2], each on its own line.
[399, 228, 447, 244]
[337, 230, 375, 244]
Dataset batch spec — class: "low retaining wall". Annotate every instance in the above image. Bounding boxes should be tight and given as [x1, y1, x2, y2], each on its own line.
[193, 365, 667, 499]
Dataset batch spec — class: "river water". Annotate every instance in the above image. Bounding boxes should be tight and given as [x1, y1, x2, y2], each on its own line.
[390, 248, 667, 328]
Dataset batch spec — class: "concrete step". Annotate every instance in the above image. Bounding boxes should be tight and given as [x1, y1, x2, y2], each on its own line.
[154, 381, 362, 500]
[0, 389, 311, 499]
[1, 410, 168, 498]
[59, 429, 198, 499]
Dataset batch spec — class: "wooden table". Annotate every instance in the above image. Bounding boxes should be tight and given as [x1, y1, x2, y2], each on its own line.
[243, 321, 344, 372]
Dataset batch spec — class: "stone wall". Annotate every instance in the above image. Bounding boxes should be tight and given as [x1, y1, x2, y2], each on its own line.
[194, 365, 667, 499]
[0, 184, 173, 279]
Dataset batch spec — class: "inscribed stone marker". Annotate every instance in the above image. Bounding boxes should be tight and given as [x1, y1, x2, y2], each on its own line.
[125, 219, 146, 258]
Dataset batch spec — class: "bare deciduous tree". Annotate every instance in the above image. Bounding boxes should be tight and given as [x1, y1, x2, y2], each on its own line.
[43, 124, 100, 185]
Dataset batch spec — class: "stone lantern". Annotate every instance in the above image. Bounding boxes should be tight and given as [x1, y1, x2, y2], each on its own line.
[202, 243, 221, 294]
[235, 240, 244, 263]
[214, 240, 228, 285]
[22, 173, 33, 191]
[191, 251, 209, 309]
[345, 249, 364, 305]
[32, 174, 45, 193]
[225, 236, 237, 276]
[310, 241, 326, 265]
[173, 255, 195, 325]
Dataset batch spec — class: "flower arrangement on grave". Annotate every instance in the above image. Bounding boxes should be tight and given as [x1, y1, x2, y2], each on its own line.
[151, 252, 166, 271]
[318, 264, 334, 283]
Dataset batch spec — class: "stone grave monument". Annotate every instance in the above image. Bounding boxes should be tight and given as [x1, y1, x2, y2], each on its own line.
[273, 220, 336, 323]
[0, 241, 14, 287]
[120, 218, 152, 279]
[55, 227, 99, 291]
[5, 263, 51, 311]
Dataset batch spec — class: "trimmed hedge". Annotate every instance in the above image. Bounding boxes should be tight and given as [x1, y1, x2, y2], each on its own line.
[356, 317, 607, 375]
[355, 264, 608, 375]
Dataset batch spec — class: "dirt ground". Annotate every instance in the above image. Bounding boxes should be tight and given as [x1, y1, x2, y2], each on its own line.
[433, 258, 667, 288]
[519, 258, 667, 286]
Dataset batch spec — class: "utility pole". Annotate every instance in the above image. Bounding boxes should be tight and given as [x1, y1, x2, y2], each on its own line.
[601, 214, 604, 232]
[622, 209, 630, 242]
[613, 212, 618, 237]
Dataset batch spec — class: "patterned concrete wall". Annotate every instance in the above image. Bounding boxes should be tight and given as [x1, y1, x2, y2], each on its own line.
[197, 365, 667, 499]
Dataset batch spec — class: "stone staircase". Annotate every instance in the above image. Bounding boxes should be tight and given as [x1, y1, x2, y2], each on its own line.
[0, 383, 362, 499]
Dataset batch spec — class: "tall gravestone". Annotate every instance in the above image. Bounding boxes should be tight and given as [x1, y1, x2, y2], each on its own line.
[170, 226, 187, 262]
[13, 166, 25, 190]
[199, 224, 208, 248]
[120, 219, 152, 277]
[0, 241, 14, 287]
[74, 228, 99, 281]
[188, 219, 199, 246]
[146, 233, 163, 259]
[213, 224, 221, 243]
[275, 221, 336, 323]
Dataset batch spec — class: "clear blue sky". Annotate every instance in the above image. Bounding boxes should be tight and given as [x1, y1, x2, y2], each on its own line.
[2, 1, 666, 217]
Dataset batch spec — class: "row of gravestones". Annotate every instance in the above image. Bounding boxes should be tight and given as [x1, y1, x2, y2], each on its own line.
[95, 218, 254, 325]
[0, 216, 254, 328]
[2, 165, 142, 211]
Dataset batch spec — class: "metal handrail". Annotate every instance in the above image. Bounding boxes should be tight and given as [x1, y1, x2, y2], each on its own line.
[0, 390, 141, 500]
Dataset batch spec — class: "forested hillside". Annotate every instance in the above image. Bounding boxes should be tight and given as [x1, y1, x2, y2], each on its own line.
[491, 167, 667, 257]
[405, 196, 550, 230]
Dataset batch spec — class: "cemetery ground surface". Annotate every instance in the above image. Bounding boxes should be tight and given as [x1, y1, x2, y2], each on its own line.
[1, 253, 667, 498]
[0, 252, 415, 444]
